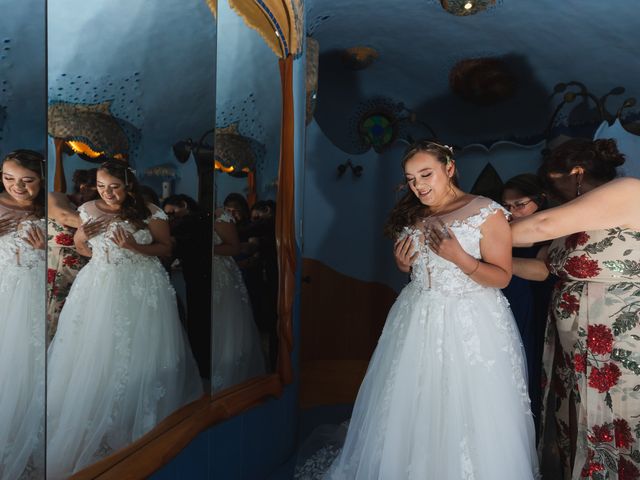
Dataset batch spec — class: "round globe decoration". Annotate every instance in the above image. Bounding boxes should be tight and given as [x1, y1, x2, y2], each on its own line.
[359, 113, 396, 153]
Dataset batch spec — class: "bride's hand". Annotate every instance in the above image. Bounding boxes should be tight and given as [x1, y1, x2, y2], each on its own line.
[394, 235, 417, 273]
[111, 226, 138, 250]
[77, 217, 108, 243]
[0, 216, 18, 237]
[427, 219, 466, 264]
[24, 225, 46, 250]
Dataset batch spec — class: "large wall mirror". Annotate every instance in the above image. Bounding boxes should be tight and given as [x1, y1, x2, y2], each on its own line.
[44, 0, 216, 477]
[211, 0, 283, 394]
[0, 0, 47, 478]
[43, 0, 302, 479]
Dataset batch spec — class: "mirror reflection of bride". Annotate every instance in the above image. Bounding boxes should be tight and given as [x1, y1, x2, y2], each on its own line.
[46, 160, 203, 479]
[0, 150, 46, 480]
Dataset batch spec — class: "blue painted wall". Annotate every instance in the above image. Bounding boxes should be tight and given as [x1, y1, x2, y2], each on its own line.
[151, 2, 306, 477]
[0, 0, 46, 156]
[46, 0, 216, 199]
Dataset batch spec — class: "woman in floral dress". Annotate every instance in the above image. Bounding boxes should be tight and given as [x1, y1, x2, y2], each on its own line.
[46, 169, 97, 340]
[512, 138, 640, 480]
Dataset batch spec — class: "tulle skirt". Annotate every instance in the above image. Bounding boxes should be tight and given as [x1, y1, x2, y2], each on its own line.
[212, 257, 266, 392]
[324, 283, 539, 480]
[0, 264, 45, 480]
[46, 258, 203, 479]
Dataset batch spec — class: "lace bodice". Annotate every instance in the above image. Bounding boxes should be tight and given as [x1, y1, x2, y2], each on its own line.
[0, 202, 45, 268]
[79, 200, 168, 266]
[213, 210, 235, 246]
[401, 196, 508, 295]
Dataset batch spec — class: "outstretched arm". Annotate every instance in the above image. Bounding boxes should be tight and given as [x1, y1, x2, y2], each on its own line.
[512, 177, 640, 246]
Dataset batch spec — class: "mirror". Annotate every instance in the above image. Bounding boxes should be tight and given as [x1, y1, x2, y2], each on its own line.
[0, 1, 47, 478]
[44, 0, 215, 477]
[211, 0, 282, 393]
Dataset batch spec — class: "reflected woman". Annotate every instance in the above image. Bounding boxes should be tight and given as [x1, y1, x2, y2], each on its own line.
[0, 150, 46, 479]
[46, 160, 203, 479]
[212, 208, 266, 391]
[46, 168, 97, 341]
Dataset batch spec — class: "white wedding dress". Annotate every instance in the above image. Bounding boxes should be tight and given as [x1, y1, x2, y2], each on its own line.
[46, 200, 203, 479]
[0, 204, 45, 480]
[319, 197, 539, 480]
[212, 211, 266, 392]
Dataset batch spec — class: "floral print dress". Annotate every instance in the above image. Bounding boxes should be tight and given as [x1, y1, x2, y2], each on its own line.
[543, 228, 640, 480]
[46, 216, 87, 341]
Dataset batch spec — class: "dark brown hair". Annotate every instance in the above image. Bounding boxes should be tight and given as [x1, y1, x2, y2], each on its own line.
[1, 149, 45, 218]
[539, 138, 625, 184]
[502, 173, 548, 210]
[383, 140, 457, 238]
[98, 159, 150, 229]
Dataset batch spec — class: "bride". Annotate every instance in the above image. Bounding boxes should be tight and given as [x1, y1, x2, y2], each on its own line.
[320, 141, 539, 479]
[46, 160, 203, 479]
[212, 208, 266, 391]
[0, 150, 46, 480]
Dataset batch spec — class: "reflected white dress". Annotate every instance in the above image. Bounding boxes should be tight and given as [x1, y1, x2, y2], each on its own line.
[46, 201, 203, 479]
[212, 212, 266, 391]
[323, 197, 539, 480]
[0, 204, 45, 480]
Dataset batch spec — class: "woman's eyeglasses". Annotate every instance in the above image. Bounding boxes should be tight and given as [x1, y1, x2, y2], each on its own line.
[502, 199, 534, 212]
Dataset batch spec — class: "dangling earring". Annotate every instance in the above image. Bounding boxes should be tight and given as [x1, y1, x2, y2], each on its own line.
[576, 178, 582, 197]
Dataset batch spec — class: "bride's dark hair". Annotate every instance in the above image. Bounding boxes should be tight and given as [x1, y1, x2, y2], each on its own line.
[1, 149, 46, 219]
[98, 159, 151, 229]
[383, 140, 458, 239]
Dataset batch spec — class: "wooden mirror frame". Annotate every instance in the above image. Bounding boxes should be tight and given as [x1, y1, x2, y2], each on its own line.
[70, 54, 297, 480]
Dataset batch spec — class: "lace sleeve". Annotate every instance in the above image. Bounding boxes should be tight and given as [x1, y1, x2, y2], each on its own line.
[77, 203, 90, 223]
[215, 210, 235, 224]
[145, 204, 168, 223]
[466, 198, 510, 229]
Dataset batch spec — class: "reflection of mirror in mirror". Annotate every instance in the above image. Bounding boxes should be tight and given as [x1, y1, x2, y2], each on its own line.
[44, 0, 215, 476]
[212, 0, 282, 393]
[0, 0, 46, 478]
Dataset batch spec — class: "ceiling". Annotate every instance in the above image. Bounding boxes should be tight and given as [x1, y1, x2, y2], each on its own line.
[307, 0, 640, 149]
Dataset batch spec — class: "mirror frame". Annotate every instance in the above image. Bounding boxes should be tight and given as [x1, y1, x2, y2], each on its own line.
[71, 54, 297, 480]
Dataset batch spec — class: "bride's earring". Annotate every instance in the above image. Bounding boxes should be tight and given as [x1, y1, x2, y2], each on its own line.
[576, 178, 582, 197]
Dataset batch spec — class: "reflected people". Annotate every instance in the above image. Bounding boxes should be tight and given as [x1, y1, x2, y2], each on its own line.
[0, 150, 46, 479]
[212, 207, 267, 392]
[163, 194, 213, 378]
[46, 168, 98, 341]
[46, 160, 203, 479]
[240, 200, 278, 368]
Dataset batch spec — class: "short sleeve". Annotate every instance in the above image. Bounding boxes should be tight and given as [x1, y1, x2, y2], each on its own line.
[466, 198, 510, 229]
[146, 204, 168, 222]
[77, 203, 90, 223]
[215, 210, 235, 224]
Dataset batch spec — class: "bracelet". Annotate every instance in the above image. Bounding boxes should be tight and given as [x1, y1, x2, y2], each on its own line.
[465, 259, 480, 276]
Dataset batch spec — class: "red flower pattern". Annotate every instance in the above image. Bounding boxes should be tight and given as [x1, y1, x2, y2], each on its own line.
[564, 254, 601, 278]
[619, 456, 640, 480]
[55, 233, 74, 246]
[589, 424, 613, 443]
[566, 231, 590, 250]
[47, 268, 57, 284]
[588, 324, 614, 356]
[588, 363, 621, 393]
[581, 449, 605, 478]
[62, 256, 78, 267]
[559, 292, 580, 315]
[574, 353, 586, 373]
[614, 418, 634, 449]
